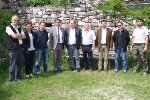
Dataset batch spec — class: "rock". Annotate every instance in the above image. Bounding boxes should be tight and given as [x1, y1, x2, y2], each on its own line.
[31, 19, 37, 24]
[42, 15, 49, 19]
[26, 9, 32, 14]
[38, 11, 43, 15]
[51, 13, 56, 18]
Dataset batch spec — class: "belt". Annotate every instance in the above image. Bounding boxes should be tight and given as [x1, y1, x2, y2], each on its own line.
[69, 44, 76, 46]
[57, 43, 63, 44]
[19, 44, 23, 48]
[83, 44, 92, 46]
[101, 44, 106, 45]
[134, 43, 145, 46]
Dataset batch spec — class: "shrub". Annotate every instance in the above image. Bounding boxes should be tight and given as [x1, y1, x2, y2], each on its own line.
[0, 9, 13, 46]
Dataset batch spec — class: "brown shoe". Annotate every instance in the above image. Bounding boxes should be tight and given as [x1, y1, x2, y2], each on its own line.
[98, 69, 101, 72]
[89, 69, 93, 72]
[83, 68, 86, 71]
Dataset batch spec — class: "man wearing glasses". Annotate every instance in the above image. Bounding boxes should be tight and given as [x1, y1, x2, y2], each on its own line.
[113, 21, 130, 73]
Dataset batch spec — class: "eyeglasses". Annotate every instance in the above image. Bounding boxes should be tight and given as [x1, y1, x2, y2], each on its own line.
[118, 25, 122, 27]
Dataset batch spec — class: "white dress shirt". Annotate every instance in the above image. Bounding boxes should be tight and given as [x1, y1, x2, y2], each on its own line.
[82, 29, 96, 45]
[56, 27, 63, 43]
[133, 26, 149, 43]
[68, 28, 76, 45]
[28, 33, 35, 51]
[6, 23, 25, 44]
[101, 28, 107, 44]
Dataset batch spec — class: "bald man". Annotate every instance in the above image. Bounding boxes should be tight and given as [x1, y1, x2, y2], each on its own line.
[6, 15, 26, 82]
[82, 23, 96, 72]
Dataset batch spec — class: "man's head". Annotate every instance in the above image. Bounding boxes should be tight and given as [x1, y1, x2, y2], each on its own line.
[55, 19, 61, 27]
[101, 20, 107, 28]
[84, 23, 90, 31]
[69, 19, 76, 29]
[117, 21, 123, 31]
[136, 18, 143, 27]
[11, 15, 19, 26]
[39, 22, 45, 31]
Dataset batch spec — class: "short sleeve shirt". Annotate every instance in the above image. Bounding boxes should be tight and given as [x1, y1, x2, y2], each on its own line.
[6, 23, 25, 44]
[132, 26, 148, 43]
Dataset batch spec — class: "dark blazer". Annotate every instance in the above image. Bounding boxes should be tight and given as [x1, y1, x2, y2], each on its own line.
[64, 27, 82, 50]
[23, 30, 36, 52]
[113, 29, 130, 52]
[95, 27, 113, 50]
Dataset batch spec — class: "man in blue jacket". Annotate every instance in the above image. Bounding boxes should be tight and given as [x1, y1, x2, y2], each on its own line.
[35, 22, 49, 73]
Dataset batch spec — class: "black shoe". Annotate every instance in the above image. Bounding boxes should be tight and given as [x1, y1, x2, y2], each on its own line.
[71, 68, 75, 71]
[58, 69, 62, 72]
[77, 68, 80, 72]
[17, 77, 22, 80]
[54, 70, 57, 73]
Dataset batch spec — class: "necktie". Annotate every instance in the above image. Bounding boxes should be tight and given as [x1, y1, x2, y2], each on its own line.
[58, 27, 60, 42]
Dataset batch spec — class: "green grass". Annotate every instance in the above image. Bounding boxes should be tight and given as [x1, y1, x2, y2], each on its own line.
[0, 50, 150, 100]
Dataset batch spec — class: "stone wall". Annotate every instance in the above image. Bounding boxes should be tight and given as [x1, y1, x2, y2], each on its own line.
[17, 5, 119, 33]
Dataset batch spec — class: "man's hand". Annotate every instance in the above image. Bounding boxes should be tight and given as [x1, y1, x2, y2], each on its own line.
[143, 47, 147, 52]
[91, 47, 95, 51]
[50, 48, 54, 51]
[130, 47, 133, 52]
[110, 48, 112, 51]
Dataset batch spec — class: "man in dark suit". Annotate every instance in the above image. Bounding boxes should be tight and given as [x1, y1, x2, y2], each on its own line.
[50, 19, 65, 73]
[113, 21, 130, 73]
[64, 19, 82, 72]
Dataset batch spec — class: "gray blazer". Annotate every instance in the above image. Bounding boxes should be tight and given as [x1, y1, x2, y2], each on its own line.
[50, 26, 65, 50]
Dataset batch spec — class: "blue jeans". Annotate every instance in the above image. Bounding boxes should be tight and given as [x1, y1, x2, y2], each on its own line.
[115, 48, 127, 70]
[35, 48, 48, 72]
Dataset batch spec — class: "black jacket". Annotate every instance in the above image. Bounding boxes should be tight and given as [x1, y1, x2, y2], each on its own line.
[23, 30, 37, 52]
[113, 29, 130, 52]
[6, 25, 21, 50]
[64, 27, 82, 50]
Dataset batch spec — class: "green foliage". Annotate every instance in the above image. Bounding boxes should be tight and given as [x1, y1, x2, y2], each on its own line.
[96, 0, 150, 28]
[0, 9, 13, 46]
[26, 0, 68, 7]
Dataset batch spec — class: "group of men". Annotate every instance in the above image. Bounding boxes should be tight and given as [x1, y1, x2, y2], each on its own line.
[6, 15, 149, 82]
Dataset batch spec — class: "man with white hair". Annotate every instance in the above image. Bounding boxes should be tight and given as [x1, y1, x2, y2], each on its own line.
[82, 23, 96, 72]
[6, 15, 26, 82]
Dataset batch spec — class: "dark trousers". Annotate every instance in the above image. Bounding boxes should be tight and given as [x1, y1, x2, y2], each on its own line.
[82, 45, 93, 70]
[23, 50, 35, 75]
[8, 46, 23, 82]
[53, 44, 63, 71]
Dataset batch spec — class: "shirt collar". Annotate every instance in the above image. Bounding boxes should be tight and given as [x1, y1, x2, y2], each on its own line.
[11, 23, 19, 28]
[136, 26, 145, 30]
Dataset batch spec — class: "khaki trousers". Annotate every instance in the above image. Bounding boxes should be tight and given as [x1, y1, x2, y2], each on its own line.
[98, 45, 108, 70]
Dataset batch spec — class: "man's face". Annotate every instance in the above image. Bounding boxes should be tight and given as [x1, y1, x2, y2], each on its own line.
[40, 23, 45, 30]
[137, 20, 143, 27]
[69, 20, 75, 29]
[117, 23, 123, 30]
[11, 16, 19, 26]
[84, 23, 89, 30]
[101, 21, 107, 28]
[55, 20, 61, 27]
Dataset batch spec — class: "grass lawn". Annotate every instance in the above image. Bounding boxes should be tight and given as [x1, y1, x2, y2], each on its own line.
[0, 51, 150, 100]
